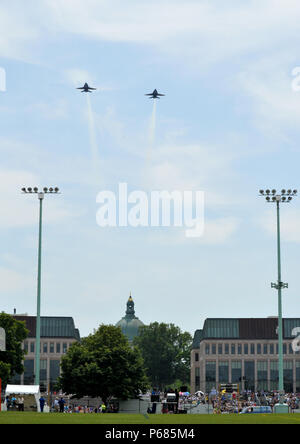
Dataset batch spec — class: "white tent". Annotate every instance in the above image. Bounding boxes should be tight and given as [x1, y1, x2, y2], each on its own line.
[5, 385, 40, 411]
[5, 385, 40, 395]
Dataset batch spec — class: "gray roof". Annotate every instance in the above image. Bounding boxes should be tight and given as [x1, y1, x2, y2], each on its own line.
[192, 318, 300, 349]
[13, 315, 80, 340]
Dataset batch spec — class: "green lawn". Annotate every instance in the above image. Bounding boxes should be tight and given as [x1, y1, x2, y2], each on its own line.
[1, 412, 300, 424]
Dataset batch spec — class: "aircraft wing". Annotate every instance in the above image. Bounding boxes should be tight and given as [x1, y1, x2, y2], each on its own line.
[77, 87, 85, 90]
[145, 94, 154, 96]
[88, 87, 97, 90]
[157, 94, 165, 96]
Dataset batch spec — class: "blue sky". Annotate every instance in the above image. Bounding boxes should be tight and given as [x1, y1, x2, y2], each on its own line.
[1, 0, 300, 338]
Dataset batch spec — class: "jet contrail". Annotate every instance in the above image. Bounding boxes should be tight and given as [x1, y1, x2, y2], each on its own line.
[86, 94, 101, 185]
[146, 99, 157, 167]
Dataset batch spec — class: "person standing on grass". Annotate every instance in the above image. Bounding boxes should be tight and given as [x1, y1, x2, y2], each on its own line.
[39, 396, 45, 413]
[53, 398, 59, 412]
[59, 397, 65, 413]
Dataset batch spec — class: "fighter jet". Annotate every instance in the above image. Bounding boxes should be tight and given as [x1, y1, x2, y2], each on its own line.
[77, 83, 97, 93]
[145, 89, 165, 99]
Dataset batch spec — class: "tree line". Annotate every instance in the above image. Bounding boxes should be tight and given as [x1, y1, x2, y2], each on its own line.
[0, 313, 192, 402]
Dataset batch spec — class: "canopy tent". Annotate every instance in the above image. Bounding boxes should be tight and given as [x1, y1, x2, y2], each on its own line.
[5, 385, 40, 412]
[5, 385, 40, 395]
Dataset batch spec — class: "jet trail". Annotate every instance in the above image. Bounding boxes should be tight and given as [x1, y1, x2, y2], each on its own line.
[146, 100, 157, 167]
[86, 94, 101, 185]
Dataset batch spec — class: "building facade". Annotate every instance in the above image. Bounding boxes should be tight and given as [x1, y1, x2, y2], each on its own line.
[191, 318, 300, 394]
[12, 315, 80, 391]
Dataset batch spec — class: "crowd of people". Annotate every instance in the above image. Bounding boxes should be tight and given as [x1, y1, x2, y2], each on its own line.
[144, 388, 300, 415]
[49, 399, 118, 414]
[5, 395, 24, 411]
[4, 388, 300, 415]
[210, 391, 300, 414]
[145, 388, 204, 414]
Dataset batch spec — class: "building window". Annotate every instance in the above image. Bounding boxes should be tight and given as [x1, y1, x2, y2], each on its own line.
[263, 344, 268, 355]
[231, 361, 242, 384]
[283, 344, 287, 355]
[63, 343, 68, 354]
[9, 372, 21, 385]
[225, 344, 229, 355]
[231, 344, 236, 355]
[43, 343, 48, 354]
[283, 361, 293, 393]
[56, 343, 61, 354]
[218, 361, 229, 384]
[257, 361, 268, 391]
[50, 360, 60, 389]
[195, 353, 199, 362]
[296, 361, 300, 392]
[24, 360, 34, 385]
[24, 342, 28, 353]
[40, 359, 47, 380]
[195, 367, 200, 391]
[205, 344, 210, 355]
[250, 344, 255, 355]
[218, 344, 223, 355]
[206, 361, 216, 392]
[50, 343, 54, 353]
[40, 359, 47, 391]
[244, 361, 255, 391]
[30, 342, 35, 354]
[257, 344, 261, 355]
[237, 344, 242, 355]
[212, 344, 216, 355]
[270, 344, 274, 355]
[289, 343, 294, 355]
[270, 361, 278, 391]
[244, 344, 248, 355]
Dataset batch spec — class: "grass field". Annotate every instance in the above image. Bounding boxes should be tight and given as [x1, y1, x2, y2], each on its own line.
[1, 412, 300, 424]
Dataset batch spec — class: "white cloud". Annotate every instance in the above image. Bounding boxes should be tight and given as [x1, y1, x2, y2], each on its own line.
[258, 207, 300, 243]
[0, 267, 33, 293]
[201, 217, 241, 244]
[145, 216, 240, 245]
[64, 69, 95, 87]
[26, 99, 69, 120]
[142, 142, 238, 193]
[238, 58, 300, 134]
[2, 0, 300, 66]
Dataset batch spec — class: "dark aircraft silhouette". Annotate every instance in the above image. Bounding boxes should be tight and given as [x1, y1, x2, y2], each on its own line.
[145, 89, 165, 99]
[77, 83, 97, 93]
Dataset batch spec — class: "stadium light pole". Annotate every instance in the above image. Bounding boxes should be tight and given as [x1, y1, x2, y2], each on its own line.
[259, 188, 297, 402]
[22, 187, 60, 387]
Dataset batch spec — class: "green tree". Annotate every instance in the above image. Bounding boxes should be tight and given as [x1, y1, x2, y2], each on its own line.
[133, 322, 192, 390]
[0, 313, 29, 387]
[58, 324, 149, 404]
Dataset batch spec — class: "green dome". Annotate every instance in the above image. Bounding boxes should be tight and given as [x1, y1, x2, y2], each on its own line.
[116, 295, 144, 342]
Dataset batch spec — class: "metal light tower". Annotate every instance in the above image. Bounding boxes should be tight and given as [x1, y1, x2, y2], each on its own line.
[22, 187, 60, 386]
[259, 188, 297, 400]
